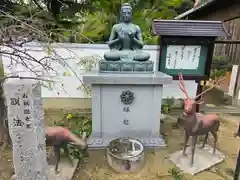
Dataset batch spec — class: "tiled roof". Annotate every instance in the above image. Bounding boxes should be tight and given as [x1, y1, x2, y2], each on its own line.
[152, 20, 229, 37]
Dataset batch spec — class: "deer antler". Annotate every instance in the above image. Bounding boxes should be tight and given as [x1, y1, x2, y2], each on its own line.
[194, 77, 226, 100]
[178, 73, 189, 98]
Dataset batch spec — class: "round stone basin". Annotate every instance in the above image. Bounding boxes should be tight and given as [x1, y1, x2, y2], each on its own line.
[106, 137, 145, 173]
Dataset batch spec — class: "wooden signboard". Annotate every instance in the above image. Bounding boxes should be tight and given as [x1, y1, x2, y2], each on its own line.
[158, 36, 214, 80]
[161, 45, 207, 75]
[152, 20, 229, 81]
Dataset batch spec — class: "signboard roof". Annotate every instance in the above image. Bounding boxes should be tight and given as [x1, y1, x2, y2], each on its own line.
[152, 20, 229, 37]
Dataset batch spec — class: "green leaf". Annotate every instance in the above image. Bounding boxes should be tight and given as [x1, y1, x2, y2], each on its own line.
[47, 82, 53, 90]
[63, 31, 70, 38]
[71, 130, 79, 136]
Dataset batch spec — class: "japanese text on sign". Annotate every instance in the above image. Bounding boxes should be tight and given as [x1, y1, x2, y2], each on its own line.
[11, 97, 20, 106]
[22, 91, 32, 129]
[13, 116, 24, 127]
[165, 45, 201, 70]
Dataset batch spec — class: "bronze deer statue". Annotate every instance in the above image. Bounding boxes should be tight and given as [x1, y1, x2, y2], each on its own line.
[45, 126, 88, 173]
[177, 73, 225, 166]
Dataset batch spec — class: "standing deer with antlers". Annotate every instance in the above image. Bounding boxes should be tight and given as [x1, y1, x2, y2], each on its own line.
[177, 73, 225, 166]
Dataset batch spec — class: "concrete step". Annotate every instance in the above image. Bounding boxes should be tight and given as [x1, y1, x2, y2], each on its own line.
[200, 104, 240, 115]
[169, 104, 240, 115]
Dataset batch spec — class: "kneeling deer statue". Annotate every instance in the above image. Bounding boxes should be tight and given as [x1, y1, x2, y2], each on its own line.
[45, 126, 88, 173]
[177, 73, 225, 166]
[11, 127, 88, 179]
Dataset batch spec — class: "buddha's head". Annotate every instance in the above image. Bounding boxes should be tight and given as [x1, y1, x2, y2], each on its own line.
[120, 3, 132, 23]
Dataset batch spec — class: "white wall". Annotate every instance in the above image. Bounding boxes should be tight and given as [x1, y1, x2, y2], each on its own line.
[2, 43, 197, 99]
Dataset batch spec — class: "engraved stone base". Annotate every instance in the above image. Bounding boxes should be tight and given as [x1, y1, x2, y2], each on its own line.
[99, 60, 154, 73]
[83, 72, 172, 150]
[87, 135, 166, 149]
[168, 144, 225, 175]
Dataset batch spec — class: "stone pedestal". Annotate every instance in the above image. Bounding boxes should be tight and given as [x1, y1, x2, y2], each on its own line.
[99, 60, 154, 72]
[83, 72, 172, 148]
[168, 144, 225, 175]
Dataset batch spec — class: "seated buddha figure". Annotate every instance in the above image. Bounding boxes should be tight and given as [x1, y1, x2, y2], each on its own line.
[103, 3, 150, 62]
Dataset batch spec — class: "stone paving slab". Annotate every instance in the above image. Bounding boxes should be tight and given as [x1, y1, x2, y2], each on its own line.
[168, 144, 225, 175]
[48, 157, 79, 180]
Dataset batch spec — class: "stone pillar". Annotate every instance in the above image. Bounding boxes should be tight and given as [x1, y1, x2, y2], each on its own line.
[3, 80, 48, 180]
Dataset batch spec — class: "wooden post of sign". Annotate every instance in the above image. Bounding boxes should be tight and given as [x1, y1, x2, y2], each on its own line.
[233, 66, 240, 107]
[233, 123, 240, 180]
[195, 80, 206, 113]
[233, 150, 240, 180]
[195, 81, 201, 113]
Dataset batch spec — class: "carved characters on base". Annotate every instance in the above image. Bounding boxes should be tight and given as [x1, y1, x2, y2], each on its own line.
[4, 80, 48, 180]
[120, 90, 134, 127]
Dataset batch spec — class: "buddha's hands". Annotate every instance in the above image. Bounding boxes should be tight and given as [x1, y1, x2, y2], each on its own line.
[118, 32, 125, 40]
[128, 31, 135, 39]
[118, 28, 125, 41]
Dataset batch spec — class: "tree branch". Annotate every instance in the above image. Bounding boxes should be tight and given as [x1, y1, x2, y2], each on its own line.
[32, 0, 45, 10]
[0, 75, 56, 83]
[0, 6, 92, 95]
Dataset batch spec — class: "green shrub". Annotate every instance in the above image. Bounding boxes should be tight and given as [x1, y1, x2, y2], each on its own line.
[54, 112, 92, 160]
